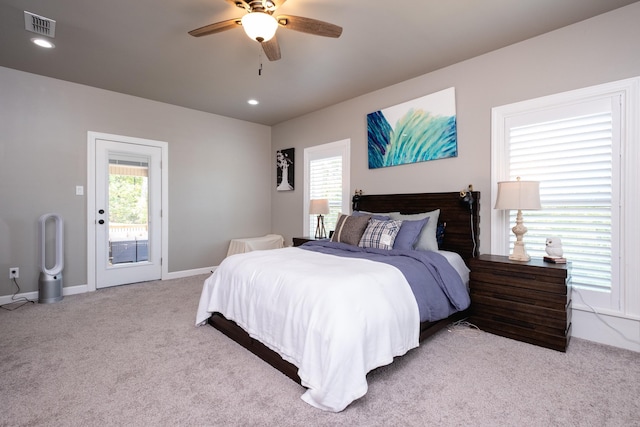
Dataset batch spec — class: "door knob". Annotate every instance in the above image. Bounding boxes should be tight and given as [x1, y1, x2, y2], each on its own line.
[98, 209, 105, 214]
[98, 219, 105, 224]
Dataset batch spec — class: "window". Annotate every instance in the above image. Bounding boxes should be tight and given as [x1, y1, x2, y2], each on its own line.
[492, 77, 639, 315]
[303, 139, 350, 237]
[506, 99, 617, 294]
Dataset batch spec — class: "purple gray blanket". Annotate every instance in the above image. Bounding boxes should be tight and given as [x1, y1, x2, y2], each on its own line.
[300, 240, 470, 322]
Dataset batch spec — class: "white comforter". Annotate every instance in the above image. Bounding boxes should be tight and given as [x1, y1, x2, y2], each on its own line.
[195, 247, 420, 412]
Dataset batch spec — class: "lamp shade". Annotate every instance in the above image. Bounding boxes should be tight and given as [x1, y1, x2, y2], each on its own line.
[309, 199, 330, 215]
[241, 12, 278, 42]
[494, 179, 541, 210]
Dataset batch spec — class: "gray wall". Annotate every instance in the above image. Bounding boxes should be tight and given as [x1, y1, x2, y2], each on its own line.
[3, 3, 640, 298]
[270, 3, 640, 251]
[0, 67, 271, 295]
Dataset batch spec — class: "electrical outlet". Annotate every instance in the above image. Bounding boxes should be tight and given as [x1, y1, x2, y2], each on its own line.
[9, 267, 19, 279]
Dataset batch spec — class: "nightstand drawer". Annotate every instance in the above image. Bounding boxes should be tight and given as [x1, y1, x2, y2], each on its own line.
[471, 295, 571, 334]
[469, 280, 570, 310]
[293, 237, 327, 246]
[471, 317, 571, 352]
[470, 267, 569, 294]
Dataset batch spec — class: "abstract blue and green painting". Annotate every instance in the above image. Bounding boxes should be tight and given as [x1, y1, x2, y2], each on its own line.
[367, 87, 457, 169]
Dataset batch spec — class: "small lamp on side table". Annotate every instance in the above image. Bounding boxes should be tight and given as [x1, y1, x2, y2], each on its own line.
[494, 177, 541, 262]
[309, 199, 329, 239]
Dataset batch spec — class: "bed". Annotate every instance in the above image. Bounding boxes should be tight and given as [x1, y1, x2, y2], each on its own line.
[196, 191, 480, 412]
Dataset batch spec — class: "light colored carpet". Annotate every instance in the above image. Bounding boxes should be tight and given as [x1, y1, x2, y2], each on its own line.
[1, 275, 639, 426]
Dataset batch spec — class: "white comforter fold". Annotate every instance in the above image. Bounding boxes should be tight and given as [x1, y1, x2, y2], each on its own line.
[196, 247, 420, 412]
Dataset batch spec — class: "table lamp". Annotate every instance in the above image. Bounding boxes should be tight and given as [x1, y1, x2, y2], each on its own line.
[309, 199, 330, 239]
[494, 177, 541, 261]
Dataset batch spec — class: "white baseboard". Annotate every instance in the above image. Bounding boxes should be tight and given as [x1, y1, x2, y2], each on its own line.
[64, 283, 90, 296]
[1, 267, 217, 306]
[0, 283, 89, 306]
[571, 307, 640, 352]
[0, 291, 38, 305]
[164, 266, 216, 280]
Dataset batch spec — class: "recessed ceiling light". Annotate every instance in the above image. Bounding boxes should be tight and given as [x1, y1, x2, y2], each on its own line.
[248, 99, 259, 105]
[31, 37, 55, 48]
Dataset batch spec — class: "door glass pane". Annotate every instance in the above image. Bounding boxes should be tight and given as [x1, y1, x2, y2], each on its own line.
[108, 154, 150, 266]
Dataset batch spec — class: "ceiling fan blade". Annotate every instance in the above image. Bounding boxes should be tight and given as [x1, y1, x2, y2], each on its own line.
[276, 15, 342, 38]
[188, 18, 241, 37]
[262, 36, 281, 61]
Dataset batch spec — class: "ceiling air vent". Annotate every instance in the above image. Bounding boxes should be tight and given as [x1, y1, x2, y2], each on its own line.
[24, 11, 56, 38]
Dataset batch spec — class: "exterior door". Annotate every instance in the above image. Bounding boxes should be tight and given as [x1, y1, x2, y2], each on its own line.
[93, 137, 163, 288]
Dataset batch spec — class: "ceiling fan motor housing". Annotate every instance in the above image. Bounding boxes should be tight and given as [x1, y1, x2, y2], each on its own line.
[235, 1, 276, 13]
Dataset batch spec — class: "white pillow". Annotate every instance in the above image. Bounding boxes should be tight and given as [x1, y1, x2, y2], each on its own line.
[389, 209, 440, 252]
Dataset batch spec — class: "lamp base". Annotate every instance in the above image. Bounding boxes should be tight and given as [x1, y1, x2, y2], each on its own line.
[509, 241, 530, 262]
[508, 210, 531, 262]
[314, 215, 327, 239]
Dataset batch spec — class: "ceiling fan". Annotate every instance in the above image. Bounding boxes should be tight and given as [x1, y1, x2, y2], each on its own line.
[188, 0, 342, 61]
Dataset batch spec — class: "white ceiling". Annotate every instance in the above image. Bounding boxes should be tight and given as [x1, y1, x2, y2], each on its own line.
[0, 0, 637, 125]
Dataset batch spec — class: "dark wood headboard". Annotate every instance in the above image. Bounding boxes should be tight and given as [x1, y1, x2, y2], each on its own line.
[352, 191, 480, 262]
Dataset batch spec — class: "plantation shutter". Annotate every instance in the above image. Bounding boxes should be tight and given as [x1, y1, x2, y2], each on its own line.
[309, 155, 343, 234]
[505, 97, 618, 291]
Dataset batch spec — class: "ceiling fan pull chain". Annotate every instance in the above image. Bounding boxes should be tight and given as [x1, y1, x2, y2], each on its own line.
[258, 47, 263, 76]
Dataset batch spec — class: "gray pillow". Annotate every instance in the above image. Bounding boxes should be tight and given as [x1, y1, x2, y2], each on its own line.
[352, 210, 399, 221]
[331, 214, 371, 246]
[389, 210, 440, 252]
[352, 210, 391, 221]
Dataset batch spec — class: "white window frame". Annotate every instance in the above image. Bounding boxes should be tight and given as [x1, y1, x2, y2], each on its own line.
[491, 77, 640, 322]
[303, 139, 350, 237]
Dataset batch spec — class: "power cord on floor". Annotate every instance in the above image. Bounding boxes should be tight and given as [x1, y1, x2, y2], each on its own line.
[572, 287, 640, 346]
[447, 318, 482, 337]
[0, 278, 35, 311]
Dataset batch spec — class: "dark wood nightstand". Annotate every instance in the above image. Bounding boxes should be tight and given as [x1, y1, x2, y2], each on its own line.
[292, 236, 328, 247]
[468, 254, 572, 352]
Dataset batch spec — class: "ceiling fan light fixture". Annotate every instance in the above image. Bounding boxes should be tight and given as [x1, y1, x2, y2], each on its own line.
[241, 12, 278, 43]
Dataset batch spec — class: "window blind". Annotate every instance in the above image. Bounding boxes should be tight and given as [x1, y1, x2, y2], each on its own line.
[507, 109, 614, 291]
[309, 155, 342, 234]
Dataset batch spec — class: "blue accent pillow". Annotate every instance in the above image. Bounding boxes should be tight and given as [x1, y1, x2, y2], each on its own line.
[393, 217, 430, 250]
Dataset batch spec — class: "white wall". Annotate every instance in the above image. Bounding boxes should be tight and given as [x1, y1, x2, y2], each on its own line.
[0, 67, 272, 295]
[270, 3, 640, 351]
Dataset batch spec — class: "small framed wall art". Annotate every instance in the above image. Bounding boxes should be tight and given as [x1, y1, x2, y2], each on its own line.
[276, 148, 294, 191]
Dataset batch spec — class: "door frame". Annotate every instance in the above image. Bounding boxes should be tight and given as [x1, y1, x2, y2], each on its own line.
[87, 131, 169, 292]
